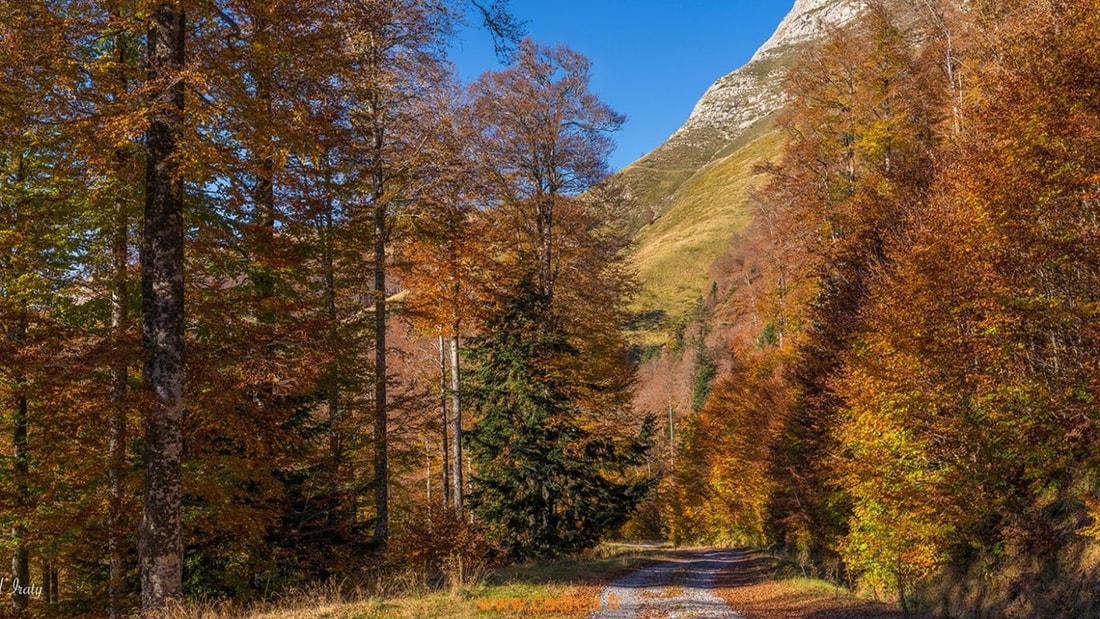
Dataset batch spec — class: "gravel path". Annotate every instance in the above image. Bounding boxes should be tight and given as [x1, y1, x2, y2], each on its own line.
[591, 549, 745, 618]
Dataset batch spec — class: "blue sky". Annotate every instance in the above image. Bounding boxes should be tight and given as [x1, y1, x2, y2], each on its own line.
[450, 1, 793, 171]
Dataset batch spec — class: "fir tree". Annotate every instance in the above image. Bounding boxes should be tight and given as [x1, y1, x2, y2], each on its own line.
[466, 279, 655, 559]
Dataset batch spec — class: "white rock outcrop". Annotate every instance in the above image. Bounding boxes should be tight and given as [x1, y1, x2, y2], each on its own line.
[752, 0, 866, 62]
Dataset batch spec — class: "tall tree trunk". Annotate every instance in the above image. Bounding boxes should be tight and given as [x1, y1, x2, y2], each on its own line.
[7, 154, 30, 616]
[440, 334, 451, 507]
[425, 435, 432, 507]
[35, 557, 58, 604]
[450, 329, 463, 512]
[108, 174, 129, 619]
[11, 306, 29, 615]
[372, 122, 388, 545]
[321, 171, 344, 487]
[108, 26, 130, 619]
[39, 558, 50, 605]
[535, 196, 554, 298]
[49, 563, 59, 604]
[250, 9, 276, 307]
[140, 3, 186, 610]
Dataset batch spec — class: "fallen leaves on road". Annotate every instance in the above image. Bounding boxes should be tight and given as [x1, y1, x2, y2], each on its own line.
[713, 552, 908, 619]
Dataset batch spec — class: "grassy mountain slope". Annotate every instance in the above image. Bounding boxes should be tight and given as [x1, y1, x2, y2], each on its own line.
[630, 120, 783, 322]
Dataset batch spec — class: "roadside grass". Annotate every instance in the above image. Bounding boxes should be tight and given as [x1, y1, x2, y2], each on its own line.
[152, 544, 662, 619]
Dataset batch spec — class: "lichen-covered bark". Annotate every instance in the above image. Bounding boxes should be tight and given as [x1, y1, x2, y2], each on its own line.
[139, 2, 185, 611]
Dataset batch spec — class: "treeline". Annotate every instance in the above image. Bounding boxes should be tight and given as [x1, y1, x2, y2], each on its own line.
[0, 1, 652, 616]
[672, 0, 1100, 615]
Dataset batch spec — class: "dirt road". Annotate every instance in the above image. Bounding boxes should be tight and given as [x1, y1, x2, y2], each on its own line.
[590, 548, 905, 619]
[591, 549, 745, 618]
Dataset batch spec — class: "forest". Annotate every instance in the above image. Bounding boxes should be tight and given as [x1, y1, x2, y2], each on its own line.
[1, 0, 656, 616]
[5, 0, 1100, 617]
[663, 0, 1100, 615]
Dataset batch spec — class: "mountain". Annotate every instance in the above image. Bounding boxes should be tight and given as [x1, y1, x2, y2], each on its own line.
[619, 0, 864, 325]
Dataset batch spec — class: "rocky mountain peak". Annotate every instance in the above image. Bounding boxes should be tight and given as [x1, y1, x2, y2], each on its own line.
[617, 0, 869, 320]
[618, 0, 866, 218]
[751, 0, 866, 62]
[675, 0, 864, 147]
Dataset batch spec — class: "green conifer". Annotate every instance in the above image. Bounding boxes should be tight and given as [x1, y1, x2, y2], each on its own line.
[466, 279, 656, 558]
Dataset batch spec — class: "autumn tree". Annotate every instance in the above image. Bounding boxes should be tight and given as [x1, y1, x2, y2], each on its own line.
[75, 6, 145, 615]
[400, 87, 489, 513]
[471, 39, 624, 300]
[0, 6, 112, 615]
[677, 1, 1100, 613]
[830, 0, 1100, 609]
[470, 40, 636, 417]
[748, 2, 942, 564]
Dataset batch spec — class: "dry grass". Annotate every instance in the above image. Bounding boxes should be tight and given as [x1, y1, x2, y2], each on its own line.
[148, 545, 659, 619]
[148, 582, 599, 619]
[630, 128, 784, 324]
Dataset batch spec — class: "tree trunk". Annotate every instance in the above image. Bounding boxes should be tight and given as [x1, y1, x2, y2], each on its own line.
[49, 563, 59, 604]
[140, 3, 186, 610]
[39, 557, 53, 605]
[250, 9, 276, 307]
[6, 153, 30, 616]
[450, 330, 463, 512]
[318, 162, 344, 488]
[440, 335, 451, 507]
[108, 167, 129, 619]
[372, 128, 388, 545]
[108, 29, 131, 619]
[535, 195, 554, 298]
[11, 309, 29, 615]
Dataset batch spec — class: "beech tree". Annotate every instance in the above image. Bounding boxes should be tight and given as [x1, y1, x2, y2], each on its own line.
[471, 39, 624, 300]
[80, 8, 144, 615]
[401, 90, 487, 513]
[331, 0, 457, 547]
[471, 40, 637, 417]
[139, 2, 186, 610]
[751, 2, 940, 563]
[833, 0, 1100, 607]
[0, 0, 670, 613]
[672, 1, 1100, 613]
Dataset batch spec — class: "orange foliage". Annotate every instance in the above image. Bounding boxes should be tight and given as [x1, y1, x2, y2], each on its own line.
[669, 1, 1100, 613]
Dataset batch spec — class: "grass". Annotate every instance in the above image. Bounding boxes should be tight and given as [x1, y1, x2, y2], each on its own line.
[630, 125, 785, 324]
[151, 544, 662, 619]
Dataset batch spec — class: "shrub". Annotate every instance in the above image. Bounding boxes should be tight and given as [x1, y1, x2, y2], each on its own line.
[387, 502, 497, 591]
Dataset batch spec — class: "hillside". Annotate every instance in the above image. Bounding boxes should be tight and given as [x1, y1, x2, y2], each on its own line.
[618, 0, 864, 325]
